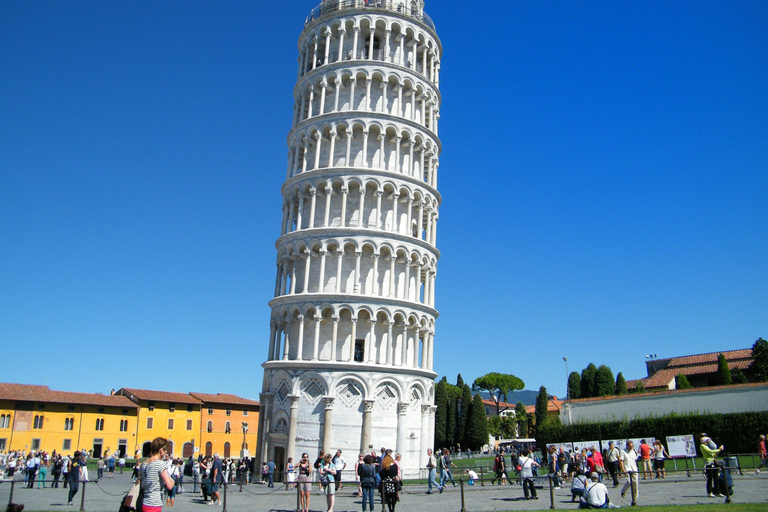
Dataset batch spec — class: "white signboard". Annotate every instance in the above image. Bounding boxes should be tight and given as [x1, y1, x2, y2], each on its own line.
[572, 440, 600, 453]
[666, 434, 696, 458]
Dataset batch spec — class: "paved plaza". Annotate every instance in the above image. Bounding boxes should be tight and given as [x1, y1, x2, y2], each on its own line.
[1, 472, 766, 511]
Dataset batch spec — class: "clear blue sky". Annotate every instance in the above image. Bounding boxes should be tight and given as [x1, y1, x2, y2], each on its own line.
[2, 1, 766, 400]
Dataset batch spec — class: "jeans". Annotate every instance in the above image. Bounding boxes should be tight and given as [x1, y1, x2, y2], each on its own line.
[68, 481, 79, 503]
[361, 485, 375, 511]
[38, 468, 47, 488]
[608, 461, 620, 486]
[427, 468, 441, 492]
[440, 469, 455, 487]
[268, 473, 274, 488]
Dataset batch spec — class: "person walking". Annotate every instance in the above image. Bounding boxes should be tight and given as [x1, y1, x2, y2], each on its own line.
[425, 449, 442, 494]
[267, 458, 276, 488]
[518, 449, 539, 500]
[548, 445, 562, 489]
[67, 451, 86, 506]
[756, 434, 767, 475]
[439, 449, 457, 488]
[619, 441, 639, 504]
[605, 442, 621, 487]
[209, 453, 224, 505]
[699, 433, 725, 498]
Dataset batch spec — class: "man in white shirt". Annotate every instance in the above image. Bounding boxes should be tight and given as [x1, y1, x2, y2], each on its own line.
[332, 450, 346, 491]
[619, 441, 639, 505]
[579, 472, 609, 509]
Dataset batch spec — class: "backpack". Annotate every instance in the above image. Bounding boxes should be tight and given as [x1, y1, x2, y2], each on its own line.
[314, 458, 322, 469]
[54, 459, 63, 471]
[436, 455, 444, 469]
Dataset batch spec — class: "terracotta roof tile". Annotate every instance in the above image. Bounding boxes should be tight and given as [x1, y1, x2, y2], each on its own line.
[117, 388, 201, 405]
[665, 348, 753, 368]
[0, 383, 137, 408]
[189, 392, 260, 407]
[637, 360, 752, 389]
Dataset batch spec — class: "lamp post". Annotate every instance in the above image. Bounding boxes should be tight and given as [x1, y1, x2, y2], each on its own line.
[563, 356, 569, 400]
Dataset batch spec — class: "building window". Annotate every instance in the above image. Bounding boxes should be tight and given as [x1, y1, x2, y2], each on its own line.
[243, 410, 248, 416]
[148, 401, 155, 411]
[225, 409, 231, 416]
[33, 415, 45, 429]
[168, 419, 174, 430]
[64, 417, 73, 431]
[67, 405, 75, 412]
[97, 407, 105, 413]
[223, 442, 231, 458]
[207, 421, 212, 433]
[63, 439, 71, 451]
[95, 418, 104, 431]
[186, 419, 193, 431]
[354, 339, 365, 362]
[120, 419, 128, 432]
[122, 409, 128, 414]
[169, 403, 175, 413]
[0, 438, 6, 451]
[147, 417, 153, 429]
[187, 404, 194, 412]
[0, 414, 10, 429]
[225, 421, 231, 434]
[208, 408, 213, 415]
[37, 403, 45, 410]
[31, 438, 41, 450]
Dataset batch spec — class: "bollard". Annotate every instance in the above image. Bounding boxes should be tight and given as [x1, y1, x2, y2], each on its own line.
[548, 474, 556, 510]
[240, 475, 243, 493]
[8, 481, 15, 508]
[194, 474, 199, 493]
[222, 482, 228, 512]
[459, 478, 466, 512]
[296, 479, 301, 512]
[480, 466, 484, 487]
[630, 472, 637, 507]
[684, 457, 690, 477]
[80, 480, 86, 512]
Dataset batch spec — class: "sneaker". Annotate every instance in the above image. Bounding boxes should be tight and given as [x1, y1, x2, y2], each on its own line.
[439, 486, 444, 494]
[755, 470, 760, 475]
[715, 494, 724, 498]
[553, 486, 561, 489]
[67, 503, 73, 506]
[426, 491, 432, 494]
[708, 493, 716, 498]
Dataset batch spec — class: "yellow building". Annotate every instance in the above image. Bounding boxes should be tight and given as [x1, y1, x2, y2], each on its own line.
[190, 392, 260, 459]
[0, 383, 138, 457]
[116, 388, 203, 459]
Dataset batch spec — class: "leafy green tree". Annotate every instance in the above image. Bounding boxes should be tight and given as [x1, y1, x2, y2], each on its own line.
[535, 386, 549, 435]
[515, 402, 528, 438]
[434, 377, 449, 449]
[595, 365, 615, 396]
[675, 374, 693, 389]
[466, 393, 490, 450]
[716, 353, 732, 385]
[445, 395, 456, 448]
[581, 364, 598, 398]
[473, 372, 525, 416]
[615, 372, 628, 395]
[748, 338, 768, 381]
[635, 381, 646, 393]
[731, 368, 748, 384]
[456, 374, 465, 389]
[568, 372, 581, 400]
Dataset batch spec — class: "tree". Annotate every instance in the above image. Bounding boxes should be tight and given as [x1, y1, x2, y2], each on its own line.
[594, 365, 615, 396]
[615, 372, 628, 395]
[466, 393, 489, 450]
[473, 372, 525, 416]
[580, 364, 598, 398]
[434, 377, 449, 449]
[567, 372, 581, 400]
[534, 386, 549, 435]
[445, 395, 456, 449]
[635, 381, 646, 393]
[460, 384, 473, 448]
[515, 402, 528, 438]
[456, 374, 465, 389]
[716, 353, 732, 385]
[731, 368, 748, 384]
[748, 338, 768, 381]
[675, 374, 693, 389]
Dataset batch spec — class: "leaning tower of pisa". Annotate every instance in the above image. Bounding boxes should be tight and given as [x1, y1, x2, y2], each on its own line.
[256, 0, 442, 477]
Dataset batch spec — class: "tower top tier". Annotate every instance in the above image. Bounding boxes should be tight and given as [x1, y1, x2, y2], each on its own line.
[309, 0, 434, 32]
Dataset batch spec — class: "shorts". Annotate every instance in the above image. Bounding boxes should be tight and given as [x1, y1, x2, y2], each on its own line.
[297, 474, 311, 492]
[210, 483, 219, 493]
[287, 472, 296, 483]
[142, 506, 162, 512]
[323, 483, 335, 495]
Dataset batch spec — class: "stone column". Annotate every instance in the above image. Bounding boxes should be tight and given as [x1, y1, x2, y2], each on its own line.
[348, 317, 357, 361]
[312, 314, 321, 361]
[361, 399, 375, 454]
[340, 187, 348, 226]
[322, 397, 335, 454]
[385, 320, 394, 365]
[283, 319, 292, 360]
[420, 404, 430, 456]
[286, 395, 300, 461]
[317, 249, 327, 292]
[296, 314, 305, 360]
[391, 193, 399, 233]
[308, 187, 317, 228]
[330, 315, 340, 361]
[323, 185, 333, 227]
[255, 392, 274, 466]
[396, 402, 409, 454]
[335, 248, 344, 292]
[268, 321, 277, 361]
[428, 406, 437, 452]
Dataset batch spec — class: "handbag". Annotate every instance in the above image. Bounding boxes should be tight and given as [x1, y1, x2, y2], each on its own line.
[120, 480, 143, 512]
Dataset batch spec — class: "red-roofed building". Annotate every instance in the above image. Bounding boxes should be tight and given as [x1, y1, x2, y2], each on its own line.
[630, 348, 754, 391]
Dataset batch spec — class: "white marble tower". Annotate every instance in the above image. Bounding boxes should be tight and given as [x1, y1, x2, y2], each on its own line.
[256, 0, 442, 478]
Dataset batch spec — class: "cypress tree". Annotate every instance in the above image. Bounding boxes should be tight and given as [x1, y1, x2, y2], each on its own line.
[568, 371, 581, 399]
[466, 393, 489, 450]
[445, 396, 456, 449]
[615, 372, 628, 395]
[675, 374, 693, 389]
[581, 364, 598, 398]
[461, 384, 473, 448]
[434, 377, 449, 449]
[535, 386, 548, 434]
[595, 365, 615, 396]
[515, 402, 528, 438]
[716, 353, 732, 385]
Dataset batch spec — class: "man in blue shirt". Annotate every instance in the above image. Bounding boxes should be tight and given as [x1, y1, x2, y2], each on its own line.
[67, 451, 84, 506]
[267, 459, 276, 488]
[210, 453, 223, 505]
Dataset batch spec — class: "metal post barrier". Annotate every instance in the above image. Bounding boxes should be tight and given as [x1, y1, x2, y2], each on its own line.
[296, 479, 301, 512]
[684, 457, 690, 477]
[240, 474, 243, 492]
[7, 481, 15, 508]
[548, 474, 555, 510]
[222, 482, 227, 512]
[459, 478, 466, 512]
[80, 480, 87, 512]
[480, 466, 484, 486]
[194, 473, 199, 493]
